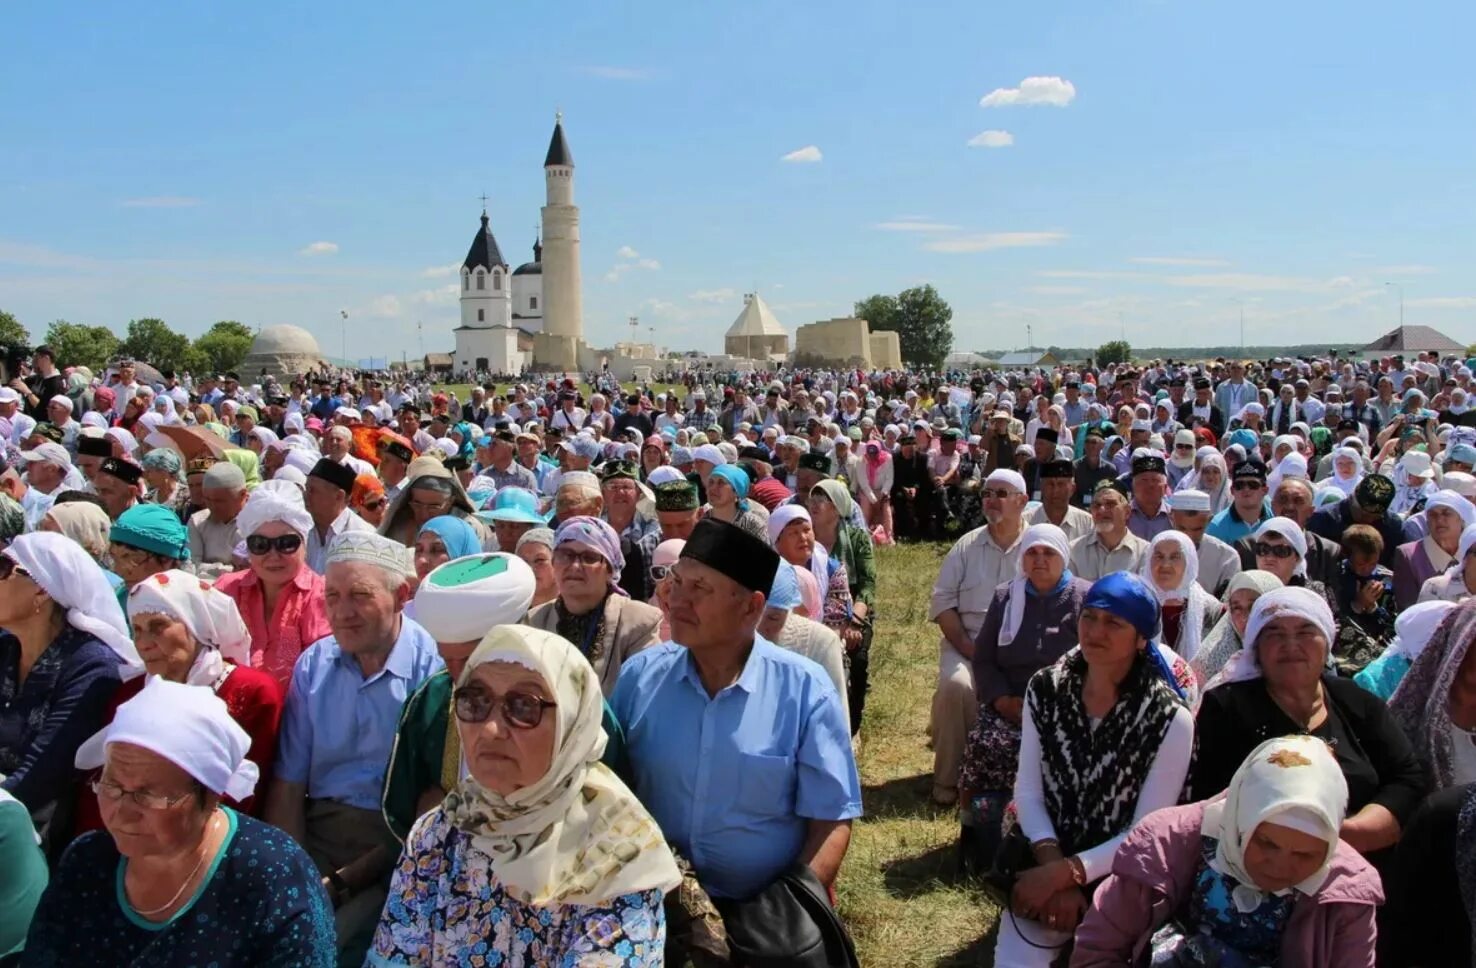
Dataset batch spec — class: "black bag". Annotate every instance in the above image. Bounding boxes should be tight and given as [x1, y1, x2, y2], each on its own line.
[715, 863, 859, 968]
[984, 822, 1036, 896]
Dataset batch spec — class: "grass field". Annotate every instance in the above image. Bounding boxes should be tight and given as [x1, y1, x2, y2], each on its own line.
[836, 541, 1001, 967]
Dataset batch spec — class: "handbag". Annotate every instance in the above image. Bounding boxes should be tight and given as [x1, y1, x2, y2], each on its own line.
[984, 821, 1036, 896]
[715, 862, 860, 968]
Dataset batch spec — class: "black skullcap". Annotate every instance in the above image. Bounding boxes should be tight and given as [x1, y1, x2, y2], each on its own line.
[1231, 460, 1268, 482]
[898, 434, 916, 445]
[1093, 478, 1129, 498]
[380, 439, 414, 463]
[99, 457, 142, 486]
[1355, 473, 1395, 513]
[798, 452, 831, 475]
[653, 480, 700, 512]
[491, 429, 517, 445]
[309, 457, 356, 494]
[1131, 454, 1167, 477]
[1036, 427, 1059, 444]
[738, 445, 768, 462]
[680, 518, 780, 595]
[1040, 459, 1074, 479]
[1193, 377, 1212, 390]
[77, 435, 113, 458]
[443, 455, 469, 472]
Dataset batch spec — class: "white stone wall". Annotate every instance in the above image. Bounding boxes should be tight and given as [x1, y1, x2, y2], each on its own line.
[540, 165, 582, 345]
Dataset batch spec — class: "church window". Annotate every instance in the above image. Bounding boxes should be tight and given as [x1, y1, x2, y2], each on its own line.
[463, 274, 469, 291]
[477, 309, 485, 322]
[530, 296, 538, 310]
[493, 273, 502, 291]
[476, 272, 485, 291]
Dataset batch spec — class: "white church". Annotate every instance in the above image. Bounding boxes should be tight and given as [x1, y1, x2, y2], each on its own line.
[454, 116, 584, 375]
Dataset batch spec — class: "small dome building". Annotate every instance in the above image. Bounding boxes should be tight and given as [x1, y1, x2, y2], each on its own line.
[724, 293, 789, 361]
[242, 324, 327, 381]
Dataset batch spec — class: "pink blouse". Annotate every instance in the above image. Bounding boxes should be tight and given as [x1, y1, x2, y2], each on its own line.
[214, 566, 332, 690]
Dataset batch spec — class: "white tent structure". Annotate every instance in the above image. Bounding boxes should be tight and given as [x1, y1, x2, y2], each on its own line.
[724, 293, 790, 361]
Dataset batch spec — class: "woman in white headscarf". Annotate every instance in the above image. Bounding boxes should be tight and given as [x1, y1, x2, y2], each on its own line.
[1419, 521, 1476, 604]
[1355, 599, 1456, 701]
[1139, 530, 1224, 664]
[768, 503, 854, 636]
[0, 532, 135, 837]
[1328, 446, 1365, 497]
[369, 625, 679, 966]
[1075, 734, 1381, 967]
[1180, 450, 1231, 516]
[72, 570, 284, 831]
[1192, 569, 1284, 687]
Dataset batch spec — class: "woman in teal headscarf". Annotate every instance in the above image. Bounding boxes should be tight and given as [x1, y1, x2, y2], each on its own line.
[413, 516, 483, 582]
[701, 463, 769, 542]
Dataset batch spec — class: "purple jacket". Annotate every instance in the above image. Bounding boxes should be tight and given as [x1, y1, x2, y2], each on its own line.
[1071, 802, 1382, 968]
[1391, 539, 1438, 610]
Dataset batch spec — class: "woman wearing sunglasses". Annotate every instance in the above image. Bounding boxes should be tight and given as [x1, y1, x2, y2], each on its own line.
[73, 569, 282, 832]
[370, 625, 679, 967]
[214, 484, 331, 691]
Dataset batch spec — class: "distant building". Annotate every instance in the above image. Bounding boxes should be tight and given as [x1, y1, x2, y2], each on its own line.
[724, 293, 789, 361]
[793, 317, 903, 370]
[423, 353, 454, 376]
[1360, 325, 1466, 356]
[997, 350, 1058, 368]
[243, 325, 327, 381]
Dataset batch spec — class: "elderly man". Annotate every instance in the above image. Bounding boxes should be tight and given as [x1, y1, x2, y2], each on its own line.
[187, 462, 248, 579]
[304, 458, 374, 574]
[653, 480, 701, 541]
[612, 520, 859, 941]
[1167, 488, 1241, 596]
[1206, 460, 1273, 545]
[326, 425, 374, 477]
[94, 457, 142, 521]
[1392, 489, 1476, 607]
[551, 470, 603, 527]
[74, 434, 111, 487]
[473, 428, 538, 492]
[1026, 459, 1092, 542]
[543, 434, 600, 496]
[927, 468, 1028, 805]
[16, 442, 72, 529]
[265, 531, 441, 962]
[1231, 475, 1342, 585]
[1124, 452, 1173, 540]
[1070, 479, 1149, 581]
[601, 460, 660, 599]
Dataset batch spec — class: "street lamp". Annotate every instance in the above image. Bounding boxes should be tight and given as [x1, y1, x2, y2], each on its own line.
[339, 310, 349, 366]
[1384, 282, 1404, 328]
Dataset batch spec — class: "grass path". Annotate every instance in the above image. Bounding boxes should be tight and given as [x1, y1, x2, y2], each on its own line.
[836, 542, 1000, 966]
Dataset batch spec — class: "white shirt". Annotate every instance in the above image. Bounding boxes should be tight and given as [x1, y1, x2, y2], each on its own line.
[306, 507, 374, 574]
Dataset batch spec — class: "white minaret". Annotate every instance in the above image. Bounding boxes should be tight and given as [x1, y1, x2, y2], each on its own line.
[538, 113, 583, 370]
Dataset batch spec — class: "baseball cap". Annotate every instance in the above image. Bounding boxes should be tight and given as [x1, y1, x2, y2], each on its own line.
[19, 442, 71, 467]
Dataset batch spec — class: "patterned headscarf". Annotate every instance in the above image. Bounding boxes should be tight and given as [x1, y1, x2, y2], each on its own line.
[127, 569, 253, 669]
[1389, 597, 1476, 789]
[140, 447, 185, 482]
[440, 625, 681, 906]
[553, 516, 625, 575]
[0, 492, 25, 546]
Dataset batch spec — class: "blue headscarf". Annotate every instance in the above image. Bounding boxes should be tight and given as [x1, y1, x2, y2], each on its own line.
[1226, 428, 1260, 453]
[768, 560, 804, 611]
[710, 464, 751, 513]
[419, 515, 482, 561]
[1083, 571, 1186, 700]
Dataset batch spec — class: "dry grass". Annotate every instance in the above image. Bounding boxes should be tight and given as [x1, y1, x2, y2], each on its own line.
[836, 541, 1001, 967]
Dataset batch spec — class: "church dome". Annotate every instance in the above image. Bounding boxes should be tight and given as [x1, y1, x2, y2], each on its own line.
[513, 261, 542, 276]
[250, 324, 322, 357]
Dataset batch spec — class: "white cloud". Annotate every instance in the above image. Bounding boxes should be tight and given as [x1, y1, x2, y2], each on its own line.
[1129, 256, 1230, 268]
[119, 196, 202, 208]
[604, 255, 661, 283]
[781, 145, 823, 164]
[980, 76, 1076, 108]
[967, 130, 1014, 148]
[362, 294, 403, 318]
[1376, 264, 1438, 276]
[411, 284, 459, 306]
[420, 262, 460, 278]
[1160, 273, 1347, 293]
[1026, 285, 1088, 295]
[689, 288, 738, 304]
[924, 231, 1068, 253]
[1409, 296, 1476, 309]
[875, 218, 961, 232]
[581, 66, 653, 80]
[616, 245, 640, 259]
[1037, 269, 1137, 280]
[640, 298, 682, 318]
[299, 241, 339, 256]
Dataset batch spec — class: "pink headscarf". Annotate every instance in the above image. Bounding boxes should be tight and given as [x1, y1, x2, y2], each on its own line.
[864, 440, 892, 490]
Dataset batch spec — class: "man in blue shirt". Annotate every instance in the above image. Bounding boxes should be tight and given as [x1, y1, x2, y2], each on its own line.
[266, 531, 442, 962]
[1206, 460, 1273, 545]
[611, 520, 861, 920]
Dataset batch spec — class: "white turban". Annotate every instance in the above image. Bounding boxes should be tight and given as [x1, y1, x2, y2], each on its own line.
[75, 677, 258, 801]
[127, 569, 253, 667]
[413, 553, 537, 642]
[984, 468, 1027, 495]
[237, 481, 313, 539]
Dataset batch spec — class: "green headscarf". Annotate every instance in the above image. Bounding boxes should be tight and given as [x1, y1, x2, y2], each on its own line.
[223, 448, 261, 490]
[812, 479, 856, 520]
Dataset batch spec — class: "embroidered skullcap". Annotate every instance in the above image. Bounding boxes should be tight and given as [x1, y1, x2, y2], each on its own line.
[326, 530, 413, 578]
[414, 553, 537, 643]
[1167, 489, 1212, 513]
[653, 480, 700, 511]
[98, 457, 142, 486]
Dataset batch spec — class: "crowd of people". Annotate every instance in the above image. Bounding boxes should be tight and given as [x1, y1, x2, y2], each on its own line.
[0, 345, 1475, 965]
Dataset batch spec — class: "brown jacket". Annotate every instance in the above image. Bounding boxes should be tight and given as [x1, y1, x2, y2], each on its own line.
[524, 594, 663, 696]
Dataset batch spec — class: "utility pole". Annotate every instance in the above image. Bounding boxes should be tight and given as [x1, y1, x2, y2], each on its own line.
[1026, 323, 1033, 352]
[1385, 282, 1405, 328]
[339, 310, 348, 365]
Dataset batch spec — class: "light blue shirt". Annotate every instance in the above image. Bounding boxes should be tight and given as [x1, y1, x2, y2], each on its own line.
[275, 616, 443, 811]
[611, 638, 862, 901]
[1206, 501, 1272, 546]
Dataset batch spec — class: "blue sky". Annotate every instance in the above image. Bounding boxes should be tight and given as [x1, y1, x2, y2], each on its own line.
[3, 0, 1473, 363]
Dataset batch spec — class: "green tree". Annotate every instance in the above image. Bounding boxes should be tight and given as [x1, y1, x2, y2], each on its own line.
[0, 310, 31, 349]
[854, 284, 954, 368]
[44, 320, 120, 371]
[192, 320, 254, 374]
[1096, 340, 1133, 366]
[120, 317, 193, 372]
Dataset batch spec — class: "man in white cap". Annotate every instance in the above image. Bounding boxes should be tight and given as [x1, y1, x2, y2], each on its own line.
[188, 461, 248, 580]
[927, 468, 1028, 805]
[326, 425, 374, 477]
[16, 441, 73, 529]
[1168, 488, 1242, 596]
[265, 530, 440, 962]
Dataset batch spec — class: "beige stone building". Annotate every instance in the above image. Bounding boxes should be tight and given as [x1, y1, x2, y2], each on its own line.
[724, 293, 789, 361]
[794, 316, 903, 369]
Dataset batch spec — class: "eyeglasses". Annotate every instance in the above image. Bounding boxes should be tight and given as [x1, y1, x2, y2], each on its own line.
[92, 778, 193, 811]
[553, 547, 607, 568]
[246, 533, 304, 556]
[0, 556, 32, 582]
[649, 563, 672, 582]
[360, 497, 386, 512]
[1253, 542, 1298, 559]
[409, 499, 450, 515]
[1232, 480, 1264, 492]
[980, 488, 1019, 500]
[453, 687, 556, 729]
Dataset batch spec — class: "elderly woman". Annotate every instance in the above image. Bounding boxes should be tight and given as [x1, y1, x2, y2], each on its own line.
[995, 572, 1195, 964]
[74, 570, 283, 832]
[956, 524, 1091, 874]
[351, 473, 388, 528]
[1191, 588, 1424, 861]
[213, 484, 332, 690]
[1193, 570, 1284, 686]
[810, 479, 877, 730]
[370, 626, 678, 965]
[769, 505, 853, 635]
[701, 464, 769, 541]
[140, 447, 190, 522]
[379, 456, 490, 549]
[41, 500, 113, 565]
[25, 679, 334, 964]
[756, 560, 849, 724]
[515, 527, 557, 608]
[1139, 530, 1224, 665]
[1389, 597, 1476, 792]
[0, 533, 133, 840]
[1419, 520, 1476, 602]
[1074, 735, 1381, 967]
[524, 517, 662, 696]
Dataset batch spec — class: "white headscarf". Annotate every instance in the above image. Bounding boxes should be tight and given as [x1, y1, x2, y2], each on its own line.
[1328, 446, 1364, 496]
[1217, 586, 1336, 684]
[127, 569, 253, 679]
[1180, 452, 1231, 515]
[1253, 516, 1309, 577]
[236, 481, 313, 539]
[1139, 530, 1208, 662]
[1200, 734, 1348, 913]
[767, 504, 830, 591]
[7, 532, 140, 677]
[439, 626, 681, 906]
[1265, 452, 1308, 499]
[999, 523, 1071, 647]
[1388, 600, 1457, 661]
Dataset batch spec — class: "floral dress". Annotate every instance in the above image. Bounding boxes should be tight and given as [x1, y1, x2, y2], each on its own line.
[369, 806, 666, 968]
[1149, 835, 1294, 967]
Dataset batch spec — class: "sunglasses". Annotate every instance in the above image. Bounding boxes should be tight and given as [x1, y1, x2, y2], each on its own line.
[453, 686, 556, 729]
[1253, 542, 1298, 559]
[649, 563, 672, 583]
[246, 533, 304, 556]
[0, 556, 32, 582]
[360, 497, 386, 512]
[1232, 479, 1264, 492]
